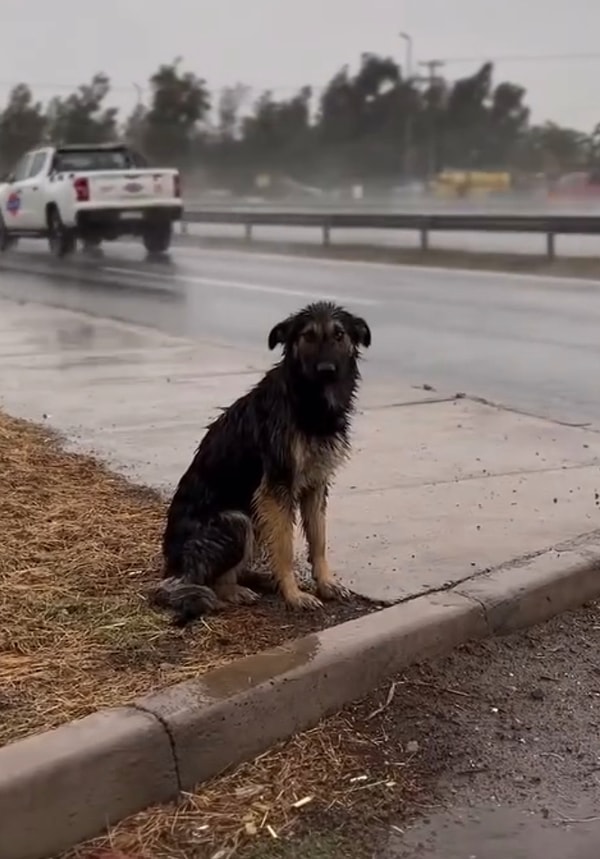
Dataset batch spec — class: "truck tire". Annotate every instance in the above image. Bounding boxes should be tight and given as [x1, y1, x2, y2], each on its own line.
[0, 213, 18, 252]
[142, 220, 172, 255]
[47, 207, 76, 258]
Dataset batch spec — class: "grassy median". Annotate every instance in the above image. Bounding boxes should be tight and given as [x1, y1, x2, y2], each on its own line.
[0, 411, 372, 747]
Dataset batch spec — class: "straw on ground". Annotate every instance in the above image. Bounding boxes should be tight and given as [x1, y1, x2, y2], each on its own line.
[63, 695, 424, 859]
[0, 411, 368, 746]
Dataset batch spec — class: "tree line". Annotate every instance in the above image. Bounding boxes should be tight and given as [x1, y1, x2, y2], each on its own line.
[1, 55, 598, 191]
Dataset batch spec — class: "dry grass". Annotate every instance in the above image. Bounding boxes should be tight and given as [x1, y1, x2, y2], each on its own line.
[0, 411, 371, 747]
[63, 698, 423, 859]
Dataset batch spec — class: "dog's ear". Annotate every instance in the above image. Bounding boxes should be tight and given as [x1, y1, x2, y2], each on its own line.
[346, 314, 372, 348]
[268, 317, 292, 350]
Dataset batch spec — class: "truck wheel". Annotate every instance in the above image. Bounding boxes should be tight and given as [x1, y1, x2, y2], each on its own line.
[0, 214, 18, 252]
[48, 208, 76, 258]
[143, 221, 172, 255]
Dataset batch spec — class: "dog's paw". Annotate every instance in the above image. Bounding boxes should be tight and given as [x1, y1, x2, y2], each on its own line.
[285, 590, 324, 611]
[317, 579, 352, 602]
[231, 585, 261, 605]
[238, 568, 278, 594]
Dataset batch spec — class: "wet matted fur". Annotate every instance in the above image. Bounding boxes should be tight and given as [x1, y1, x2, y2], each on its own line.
[151, 300, 371, 626]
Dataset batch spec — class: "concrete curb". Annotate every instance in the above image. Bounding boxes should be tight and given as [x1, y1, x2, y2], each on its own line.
[0, 707, 178, 859]
[2, 546, 600, 859]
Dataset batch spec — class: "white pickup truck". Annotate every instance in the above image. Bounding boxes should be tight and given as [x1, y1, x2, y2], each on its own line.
[0, 142, 183, 257]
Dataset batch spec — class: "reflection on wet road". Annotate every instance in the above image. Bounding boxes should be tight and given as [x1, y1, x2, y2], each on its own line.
[2, 239, 600, 426]
[389, 804, 600, 859]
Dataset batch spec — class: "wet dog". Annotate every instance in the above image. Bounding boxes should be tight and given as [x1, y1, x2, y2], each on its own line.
[151, 300, 371, 626]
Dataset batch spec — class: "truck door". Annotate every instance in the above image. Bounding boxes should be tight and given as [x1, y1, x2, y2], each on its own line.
[17, 150, 50, 229]
[1, 152, 33, 229]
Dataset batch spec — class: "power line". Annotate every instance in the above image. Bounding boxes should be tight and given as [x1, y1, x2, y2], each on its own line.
[441, 51, 600, 65]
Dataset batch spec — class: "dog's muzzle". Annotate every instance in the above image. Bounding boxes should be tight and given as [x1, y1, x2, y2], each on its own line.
[316, 361, 337, 376]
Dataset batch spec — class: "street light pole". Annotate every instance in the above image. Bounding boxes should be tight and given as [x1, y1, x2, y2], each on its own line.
[399, 32, 414, 181]
[399, 31, 413, 78]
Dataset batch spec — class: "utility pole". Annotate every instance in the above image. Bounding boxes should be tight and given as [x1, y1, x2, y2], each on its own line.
[399, 32, 414, 181]
[416, 59, 445, 182]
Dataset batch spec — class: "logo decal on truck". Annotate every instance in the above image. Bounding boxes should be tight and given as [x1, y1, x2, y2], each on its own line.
[124, 182, 143, 193]
[6, 191, 21, 215]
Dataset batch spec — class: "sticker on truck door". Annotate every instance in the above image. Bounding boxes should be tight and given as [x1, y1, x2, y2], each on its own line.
[6, 191, 21, 215]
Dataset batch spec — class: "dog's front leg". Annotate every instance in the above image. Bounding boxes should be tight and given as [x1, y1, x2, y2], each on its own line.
[253, 483, 322, 610]
[300, 486, 350, 601]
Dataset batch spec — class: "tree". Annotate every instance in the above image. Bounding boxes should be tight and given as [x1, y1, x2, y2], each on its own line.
[123, 103, 147, 150]
[241, 86, 312, 170]
[318, 54, 401, 144]
[3, 54, 596, 190]
[217, 84, 250, 142]
[487, 81, 530, 165]
[316, 54, 410, 183]
[139, 58, 211, 166]
[589, 123, 600, 168]
[44, 73, 118, 145]
[442, 63, 493, 167]
[432, 63, 530, 171]
[0, 84, 47, 169]
[515, 122, 589, 174]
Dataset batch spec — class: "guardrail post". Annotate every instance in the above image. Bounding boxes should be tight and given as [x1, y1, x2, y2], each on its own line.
[244, 222, 253, 242]
[546, 231, 555, 261]
[420, 227, 429, 252]
[322, 221, 331, 247]
[180, 220, 188, 236]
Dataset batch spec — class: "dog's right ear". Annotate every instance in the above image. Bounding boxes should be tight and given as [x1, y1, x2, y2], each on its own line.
[268, 317, 292, 350]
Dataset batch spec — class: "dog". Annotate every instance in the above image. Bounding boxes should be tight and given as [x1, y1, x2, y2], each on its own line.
[151, 300, 371, 626]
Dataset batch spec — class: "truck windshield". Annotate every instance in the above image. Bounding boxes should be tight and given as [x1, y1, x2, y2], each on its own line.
[52, 148, 148, 173]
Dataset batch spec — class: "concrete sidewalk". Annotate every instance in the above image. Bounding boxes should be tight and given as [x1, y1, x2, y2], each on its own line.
[1, 296, 599, 605]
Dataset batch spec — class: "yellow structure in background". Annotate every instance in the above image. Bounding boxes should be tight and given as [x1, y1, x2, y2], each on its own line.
[432, 169, 512, 199]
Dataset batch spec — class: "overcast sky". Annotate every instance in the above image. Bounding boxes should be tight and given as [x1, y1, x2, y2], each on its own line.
[1, 0, 598, 131]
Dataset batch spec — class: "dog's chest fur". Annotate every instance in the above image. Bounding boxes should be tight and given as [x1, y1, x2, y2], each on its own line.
[291, 432, 350, 494]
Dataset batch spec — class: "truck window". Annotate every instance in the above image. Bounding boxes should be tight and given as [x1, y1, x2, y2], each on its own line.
[10, 153, 33, 182]
[51, 148, 148, 173]
[27, 151, 48, 178]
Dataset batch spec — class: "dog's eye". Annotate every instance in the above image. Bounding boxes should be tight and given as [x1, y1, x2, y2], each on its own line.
[333, 329, 344, 341]
[303, 330, 317, 343]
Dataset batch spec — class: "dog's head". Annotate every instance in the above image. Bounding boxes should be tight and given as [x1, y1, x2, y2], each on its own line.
[268, 301, 371, 384]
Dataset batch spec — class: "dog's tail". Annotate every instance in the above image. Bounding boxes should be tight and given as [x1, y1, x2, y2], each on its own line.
[149, 510, 254, 627]
[148, 576, 223, 627]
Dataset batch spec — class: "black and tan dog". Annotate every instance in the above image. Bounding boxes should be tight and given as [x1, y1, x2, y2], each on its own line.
[151, 300, 371, 626]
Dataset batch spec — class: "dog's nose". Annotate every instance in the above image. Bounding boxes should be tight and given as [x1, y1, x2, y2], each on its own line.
[316, 361, 337, 374]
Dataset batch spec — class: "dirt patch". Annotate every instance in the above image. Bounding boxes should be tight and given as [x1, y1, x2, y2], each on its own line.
[179, 234, 600, 281]
[0, 411, 375, 746]
[64, 598, 600, 859]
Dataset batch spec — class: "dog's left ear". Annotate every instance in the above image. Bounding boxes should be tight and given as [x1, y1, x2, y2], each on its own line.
[268, 317, 292, 350]
[347, 314, 372, 348]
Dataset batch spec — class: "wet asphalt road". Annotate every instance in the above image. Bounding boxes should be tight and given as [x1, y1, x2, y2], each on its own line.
[2, 239, 600, 427]
[383, 600, 600, 859]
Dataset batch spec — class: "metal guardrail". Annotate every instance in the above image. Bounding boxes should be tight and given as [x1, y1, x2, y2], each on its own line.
[182, 209, 600, 259]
